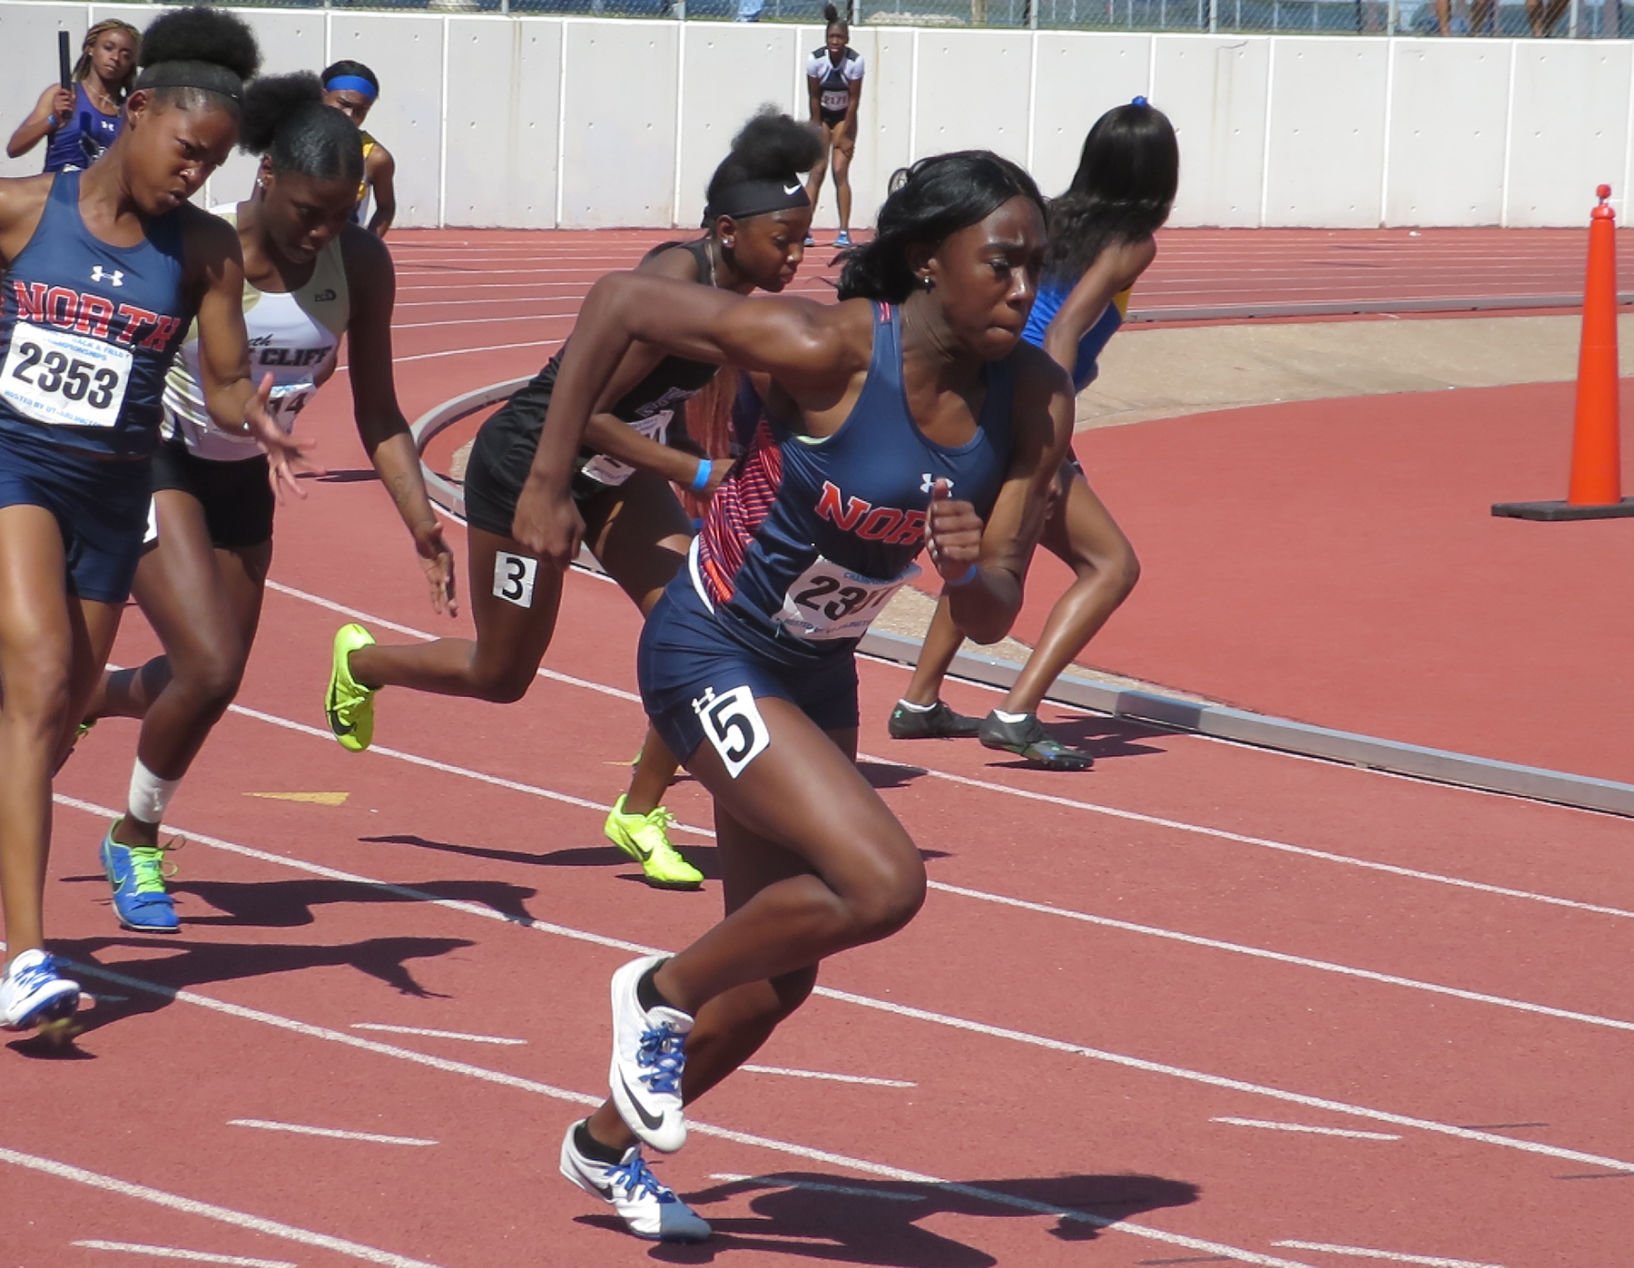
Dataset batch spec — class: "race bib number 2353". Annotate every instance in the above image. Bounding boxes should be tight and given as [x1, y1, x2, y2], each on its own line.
[0, 321, 131, 429]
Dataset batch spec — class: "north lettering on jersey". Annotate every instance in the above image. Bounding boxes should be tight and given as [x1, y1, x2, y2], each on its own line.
[10, 281, 178, 353]
[814, 480, 927, 548]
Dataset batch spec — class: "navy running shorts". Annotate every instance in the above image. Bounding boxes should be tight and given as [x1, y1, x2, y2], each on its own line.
[0, 425, 149, 604]
[637, 570, 860, 771]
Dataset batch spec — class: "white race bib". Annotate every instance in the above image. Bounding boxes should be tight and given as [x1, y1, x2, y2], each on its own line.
[267, 383, 316, 433]
[692, 685, 770, 779]
[492, 551, 539, 609]
[579, 408, 674, 488]
[0, 320, 132, 429]
[821, 89, 850, 113]
[774, 554, 919, 643]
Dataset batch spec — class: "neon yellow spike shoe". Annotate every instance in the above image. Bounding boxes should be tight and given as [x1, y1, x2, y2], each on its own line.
[326, 623, 377, 753]
[604, 795, 704, 890]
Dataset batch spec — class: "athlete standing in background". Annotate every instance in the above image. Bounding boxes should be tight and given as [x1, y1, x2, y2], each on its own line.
[7, 21, 141, 173]
[804, 4, 864, 249]
[320, 61, 396, 238]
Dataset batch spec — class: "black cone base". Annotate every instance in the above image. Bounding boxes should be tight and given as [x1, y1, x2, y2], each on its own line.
[1491, 498, 1634, 520]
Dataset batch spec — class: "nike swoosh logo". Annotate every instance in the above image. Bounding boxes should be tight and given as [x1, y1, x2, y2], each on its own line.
[588, 1171, 617, 1199]
[325, 684, 355, 736]
[784, 181, 802, 196]
[619, 1070, 666, 1131]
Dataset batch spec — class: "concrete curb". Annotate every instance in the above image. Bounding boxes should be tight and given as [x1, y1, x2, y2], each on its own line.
[412, 384, 1634, 820]
[1131, 292, 1634, 324]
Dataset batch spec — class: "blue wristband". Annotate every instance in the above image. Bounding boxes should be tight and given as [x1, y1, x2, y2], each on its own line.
[690, 459, 714, 494]
[944, 563, 979, 588]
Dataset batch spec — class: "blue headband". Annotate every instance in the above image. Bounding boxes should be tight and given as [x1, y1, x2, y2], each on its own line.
[325, 74, 377, 101]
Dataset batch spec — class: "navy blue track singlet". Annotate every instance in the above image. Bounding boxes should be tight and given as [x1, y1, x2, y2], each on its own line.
[0, 170, 190, 459]
[694, 300, 1014, 667]
[42, 84, 124, 173]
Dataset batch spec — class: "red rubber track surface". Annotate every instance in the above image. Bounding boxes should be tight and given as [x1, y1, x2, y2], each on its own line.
[10, 228, 1628, 1268]
[1041, 380, 1634, 782]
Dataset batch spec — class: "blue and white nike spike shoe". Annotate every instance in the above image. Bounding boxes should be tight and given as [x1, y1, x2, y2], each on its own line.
[608, 955, 692, 1153]
[559, 1121, 711, 1242]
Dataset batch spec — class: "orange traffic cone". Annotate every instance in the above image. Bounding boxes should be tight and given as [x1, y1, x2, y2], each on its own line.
[1493, 184, 1634, 520]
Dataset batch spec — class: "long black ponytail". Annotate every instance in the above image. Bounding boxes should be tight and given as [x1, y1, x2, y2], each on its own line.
[1044, 99, 1178, 285]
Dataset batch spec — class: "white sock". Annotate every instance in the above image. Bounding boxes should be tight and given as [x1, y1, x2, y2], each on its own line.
[993, 709, 1032, 725]
[895, 698, 937, 713]
[128, 759, 181, 827]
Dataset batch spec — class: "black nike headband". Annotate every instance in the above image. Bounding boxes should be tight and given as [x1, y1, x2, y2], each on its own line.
[702, 176, 811, 226]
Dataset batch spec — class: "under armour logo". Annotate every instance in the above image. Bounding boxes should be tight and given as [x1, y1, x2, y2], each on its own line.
[90, 266, 124, 288]
[922, 473, 953, 495]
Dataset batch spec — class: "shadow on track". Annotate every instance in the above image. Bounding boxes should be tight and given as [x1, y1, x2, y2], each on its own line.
[576, 1169, 1201, 1266]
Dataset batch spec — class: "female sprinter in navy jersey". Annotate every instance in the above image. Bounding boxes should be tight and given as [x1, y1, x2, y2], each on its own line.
[324, 110, 819, 890]
[7, 20, 140, 173]
[517, 151, 1070, 1242]
[80, 73, 453, 935]
[891, 98, 1177, 770]
[320, 61, 395, 238]
[0, 7, 307, 1032]
[804, 4, 864, 248]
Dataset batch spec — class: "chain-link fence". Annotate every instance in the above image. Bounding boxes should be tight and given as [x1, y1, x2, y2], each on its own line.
[221, 0, 1632, 35]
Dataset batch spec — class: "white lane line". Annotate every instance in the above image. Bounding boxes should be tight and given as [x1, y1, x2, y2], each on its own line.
[925, 880, 1634, 1035]
[351, 1023, 526, 1045]
[394, 312, 575, 331]
[1211, 1117, 1401, 1141]
[884, 757, 1634, 921]
[222, 707, 631, 817]
[74, 1242, 296, 1267]
[265, 580, 638, 703]
[329, 340, 560, 378]
[263, 581, 1634, 925]
[37, 958, 1316, 1268]
[40, 801, 1634, 1179]
[740, 1064, 915, 1088]
[0, 1147, 437, 1267]
[228, 1120, 437, 1147]
[708, 1172, 924, 1202]
[1271, 1241, 1504, 1267]
[146, 678, 1634, 1040]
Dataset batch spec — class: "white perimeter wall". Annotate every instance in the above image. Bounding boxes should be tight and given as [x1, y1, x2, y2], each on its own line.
[4, 2, 1631, 229]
